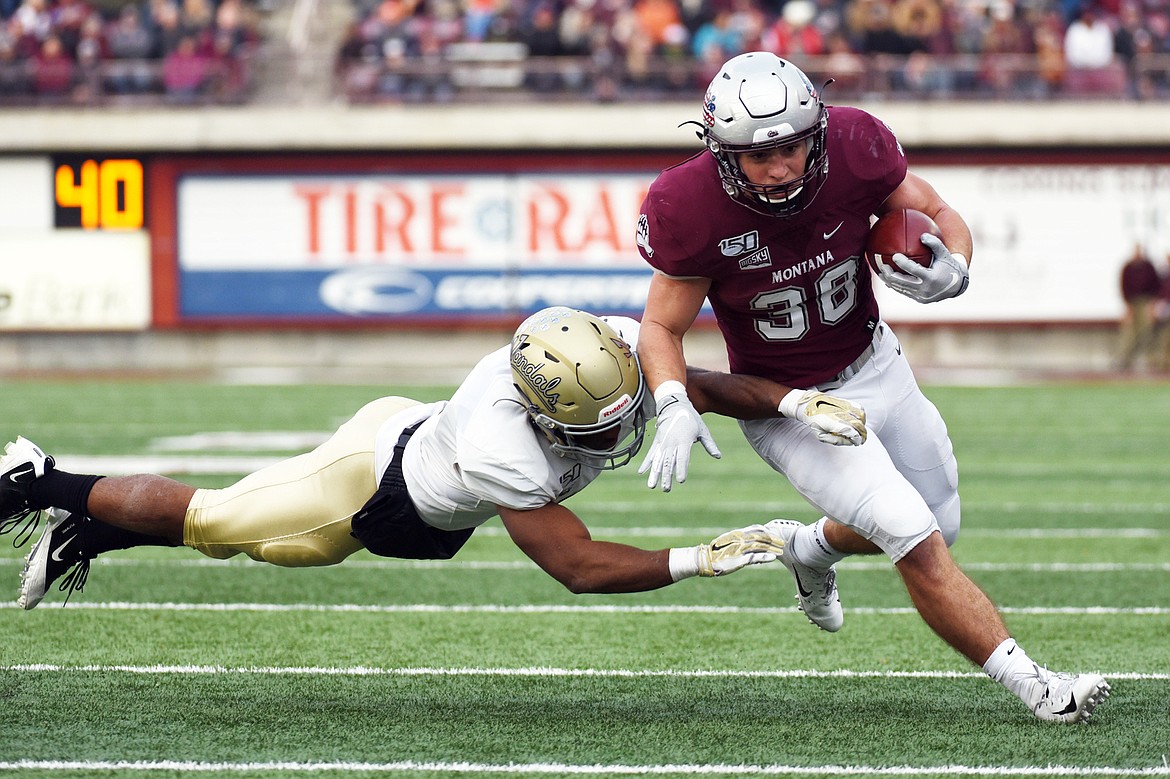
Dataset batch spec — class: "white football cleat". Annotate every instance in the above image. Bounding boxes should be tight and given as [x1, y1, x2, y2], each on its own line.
[1029, 670, 1111, 724]
[19, 508, 91, 610]
[765, 519, 843, 632]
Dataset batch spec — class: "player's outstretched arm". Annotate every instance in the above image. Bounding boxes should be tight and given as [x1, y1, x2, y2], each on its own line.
[687, 368, 867, 446]
[499, 503, 783, 594]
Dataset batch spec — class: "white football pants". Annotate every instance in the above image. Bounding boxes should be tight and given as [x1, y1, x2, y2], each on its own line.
[739, 322, 960, 562]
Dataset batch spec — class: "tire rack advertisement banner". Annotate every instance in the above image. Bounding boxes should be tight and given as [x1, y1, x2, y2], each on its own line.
[172, 162, 658, 324]
[153, 154, 1170, 326]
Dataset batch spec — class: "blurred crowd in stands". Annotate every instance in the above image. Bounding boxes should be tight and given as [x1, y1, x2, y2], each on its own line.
[0, 0, 262, 104]
[3, 0, 1168, 105]
[336, 0, 1170, 102]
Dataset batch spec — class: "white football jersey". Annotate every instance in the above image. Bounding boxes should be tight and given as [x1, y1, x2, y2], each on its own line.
[376, 316, 645, 531]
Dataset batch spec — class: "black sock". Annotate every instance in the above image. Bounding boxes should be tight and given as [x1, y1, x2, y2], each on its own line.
[84, 519, 181, 555]
[29, 471, 180, 554]
[28, 471, 103, 516]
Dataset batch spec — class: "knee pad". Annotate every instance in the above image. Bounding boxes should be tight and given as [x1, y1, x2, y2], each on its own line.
[933, 492, 961, 547]
[864, 484, 940, 561]
[253, 536, 350, 567]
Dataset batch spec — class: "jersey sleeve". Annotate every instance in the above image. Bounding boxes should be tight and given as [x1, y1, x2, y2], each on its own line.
[637, 153, 719, 279]
[459, 449, 553, 512]
[831, 106, 908, 199]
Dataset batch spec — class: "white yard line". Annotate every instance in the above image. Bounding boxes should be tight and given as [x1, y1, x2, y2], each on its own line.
[0, 759, 1168, 776]
[4, 664, 1168, 681]
[1, 601, 1167, 616]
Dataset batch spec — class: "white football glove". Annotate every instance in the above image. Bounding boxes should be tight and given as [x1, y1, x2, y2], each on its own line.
[638, 382, 721, 493]
[669, 524, 786, 580]
[877, 233, 969, 304]
[779, 389, 867, 446]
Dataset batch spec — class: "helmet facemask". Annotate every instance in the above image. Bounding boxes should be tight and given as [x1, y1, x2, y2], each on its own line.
[510, 307, 647, 470]
[701, 52, 830, 218]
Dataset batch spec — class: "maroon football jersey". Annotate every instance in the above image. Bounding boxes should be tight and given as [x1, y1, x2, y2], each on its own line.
[638, 106, 908, 387]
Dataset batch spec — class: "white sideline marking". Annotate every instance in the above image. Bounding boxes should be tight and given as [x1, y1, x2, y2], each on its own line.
[2, 601, 1168, 617]
[4, 664, 1168, 681]
[0, 760, 1168, 776]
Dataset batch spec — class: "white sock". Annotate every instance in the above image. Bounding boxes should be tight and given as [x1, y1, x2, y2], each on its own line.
[982, 638, 1045, 703]
[790, 518, 848, 570]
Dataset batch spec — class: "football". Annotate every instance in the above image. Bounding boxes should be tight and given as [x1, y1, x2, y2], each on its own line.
[864, 208, 942, 274]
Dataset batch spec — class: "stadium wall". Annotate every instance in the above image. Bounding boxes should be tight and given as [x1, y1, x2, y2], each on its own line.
[2, 101, 1169, 381]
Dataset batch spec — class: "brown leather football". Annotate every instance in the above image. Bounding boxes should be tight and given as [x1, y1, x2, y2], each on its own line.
[864, 208, 942, 273]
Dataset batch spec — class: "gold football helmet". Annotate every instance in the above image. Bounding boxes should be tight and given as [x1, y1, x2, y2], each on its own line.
[510, 307, 646, 469]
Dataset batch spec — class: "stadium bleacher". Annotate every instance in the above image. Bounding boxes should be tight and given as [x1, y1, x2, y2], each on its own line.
[2, 0, 1169, 106]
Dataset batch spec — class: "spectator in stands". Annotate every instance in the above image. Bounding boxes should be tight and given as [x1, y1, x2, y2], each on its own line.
[178, 0, 214, 43]
[822, 30, 866, 93]
[556, 0, 596, 56]
[1117, 243, 1163, 371]
[1031, 6, 1067, 95]
[1063, 3, 1124, 94]
[146, 0, 185, 56]
[0, 35, 31, 96]
[519, 3, 563, 52]
[894, 0, 952, 94]
[633, 0, 683, 50]
[1114, 0, 1154, 98]
[691, 9, 741, 59]
[1064, 3, 1113, 68]
[104, 4, 158, 94]
[850, 0, 922, 55]
[71, 9, 102, 99]
[462, 0, 497, 41]
[336, 18, 381, 98]
[213, 0, 259, 56]
[759, 0, 825, 57]
[161, 31, 206, 100]
[518, 0, 565, 91]
[30, 31, 74, 97]
[725, 0, 767, 51]
[979, 0, 1031, 95]
[47, 0, 91, 55]
[13, 0, 52, 44]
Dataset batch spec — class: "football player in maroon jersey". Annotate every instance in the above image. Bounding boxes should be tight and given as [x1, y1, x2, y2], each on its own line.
[633, 51, 1109, 724]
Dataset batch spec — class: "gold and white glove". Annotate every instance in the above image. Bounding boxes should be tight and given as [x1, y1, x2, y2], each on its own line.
[779, 389, 867, 446]
[668, 524, 785, 580]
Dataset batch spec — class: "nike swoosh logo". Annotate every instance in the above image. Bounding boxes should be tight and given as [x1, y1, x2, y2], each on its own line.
[51, 534, 77, 563]
[711, 542, 732, 552]
[792, 569, 813, 598]
[1056, 695, 1079, 716]
[1006, 646, 1015, 655]
[8, 465, 34, 481]
[823, 221, 844, 240]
